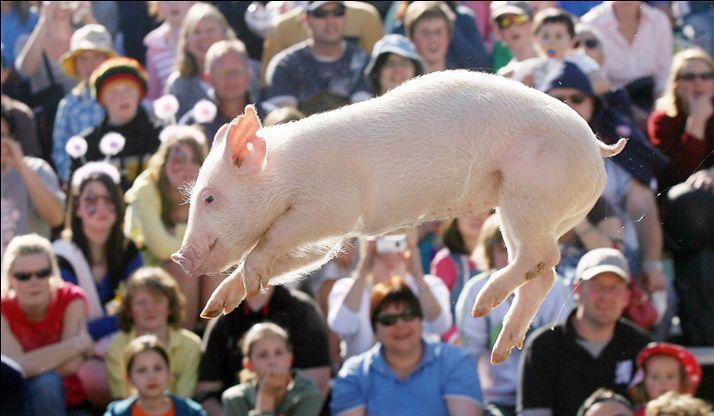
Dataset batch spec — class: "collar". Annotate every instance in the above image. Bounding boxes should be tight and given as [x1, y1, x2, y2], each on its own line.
[370, 339, 434, 379]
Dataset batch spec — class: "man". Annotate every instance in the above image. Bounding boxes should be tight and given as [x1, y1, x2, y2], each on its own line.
[179, 39, 261, 145]
[264, 1, 372, 115]
[518, 248, 652, 416]
[194, 286, 331, 416]
[490, 1, 538, 77]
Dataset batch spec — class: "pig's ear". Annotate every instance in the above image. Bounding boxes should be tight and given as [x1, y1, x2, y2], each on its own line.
[226, 105, 266, 173]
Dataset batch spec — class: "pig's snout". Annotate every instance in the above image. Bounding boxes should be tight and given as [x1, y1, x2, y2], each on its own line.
[170, 251, 193, 275]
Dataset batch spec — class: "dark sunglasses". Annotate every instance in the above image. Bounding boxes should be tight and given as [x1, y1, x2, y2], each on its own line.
[309, 5, 346, 18]
[677, 72, 714, 82]
[575, 38, 599, 49]
[376, 308, 420, 326]
[552, 93, 587, 104]
[13, 267, 52, 281]
[496, 14, 529, 29]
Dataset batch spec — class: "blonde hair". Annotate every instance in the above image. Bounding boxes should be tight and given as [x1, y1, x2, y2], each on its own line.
[472, 212, 505, 271]
[403, 1, 455, 38]
[175, 3, 236, 77]
[116, 267, 187, 332]
[204, 39, 249, 76]
[645, 391, 712, 416]
[241, 322, 292, 358]
[656, 48, 714, 118]
[1, 234, 63, 297]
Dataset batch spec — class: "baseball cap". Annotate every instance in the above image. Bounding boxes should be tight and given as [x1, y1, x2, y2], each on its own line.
[306, 1, 344, 12]
[576, 248, 631, 283]
[542, 61, 595, 97]
[490, 1, 532, 21]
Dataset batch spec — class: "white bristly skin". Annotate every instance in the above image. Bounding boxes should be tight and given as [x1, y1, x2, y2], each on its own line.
[171, 69, 625, 364]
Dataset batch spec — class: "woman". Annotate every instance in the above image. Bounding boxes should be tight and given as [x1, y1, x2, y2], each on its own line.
[330, 277, 483, 416]
[327, 229, 451, 360]
[1, 234, 94, 416]
[165, 2, 236, 119]
[364, 33, 425, 96]
[647, 47, 714, 346]
[53, 162, 143, 408]
[105, 267, 201, 400]
[124, 125, 208, 330]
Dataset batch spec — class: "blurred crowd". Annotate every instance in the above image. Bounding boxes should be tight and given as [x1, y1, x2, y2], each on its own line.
[1, 1, 712, 416]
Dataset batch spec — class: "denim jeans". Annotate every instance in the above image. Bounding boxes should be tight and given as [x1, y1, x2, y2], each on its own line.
[25, 372, 66, 416]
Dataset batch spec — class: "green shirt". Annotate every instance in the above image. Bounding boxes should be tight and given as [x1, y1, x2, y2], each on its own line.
[222, 370, 324, 416]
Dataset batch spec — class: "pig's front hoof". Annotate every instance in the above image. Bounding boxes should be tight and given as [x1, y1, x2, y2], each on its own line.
[200, 272, 247, 318]
[490, 334, 521, 365]
[170, 253, 192, 275]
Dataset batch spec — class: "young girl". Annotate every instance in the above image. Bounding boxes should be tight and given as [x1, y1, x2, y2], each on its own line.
[629, 342, 703, 416]
[221, 322, 323, 416]
[104, 334, 205, 416]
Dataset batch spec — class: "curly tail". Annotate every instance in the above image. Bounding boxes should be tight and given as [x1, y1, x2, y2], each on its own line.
[600, 137, 627, 158]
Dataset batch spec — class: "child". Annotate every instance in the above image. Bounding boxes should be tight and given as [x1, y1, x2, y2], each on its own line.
[104, 335, 205, 416]
[629, 342, 703, 416]
[221, 322, 323, 415]
[512, 7, 610, 95]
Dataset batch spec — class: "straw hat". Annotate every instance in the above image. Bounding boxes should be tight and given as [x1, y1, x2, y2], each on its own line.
[60, 24, 116, 78]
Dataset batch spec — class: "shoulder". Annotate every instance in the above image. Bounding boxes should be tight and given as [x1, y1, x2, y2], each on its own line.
[169, 394, 206, 415]
[105, 397, 137, 415]
[56, 281, 87, 303]
[173, 327, 202, 346]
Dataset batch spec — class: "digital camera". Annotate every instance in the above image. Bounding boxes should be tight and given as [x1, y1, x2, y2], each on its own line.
[376, 234, 408, 255]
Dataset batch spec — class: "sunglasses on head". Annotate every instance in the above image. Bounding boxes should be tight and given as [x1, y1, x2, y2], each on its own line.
[496, 14, 529, 29]
[13, 267, 52, 281]
[575, 38, 599, 49]
[677, 72, 714, 82]
[376, 308, 420, 326]
[552, 93, 587, 104]
[309, 4, 346, 19]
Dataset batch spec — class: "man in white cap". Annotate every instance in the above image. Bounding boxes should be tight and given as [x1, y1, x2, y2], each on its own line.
[518, 248, 652, 416]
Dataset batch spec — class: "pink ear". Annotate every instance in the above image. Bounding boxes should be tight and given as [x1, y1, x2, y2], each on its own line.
[226, 105, 266, 173]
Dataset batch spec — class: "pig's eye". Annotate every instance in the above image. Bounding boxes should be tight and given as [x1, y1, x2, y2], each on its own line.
[205, 194, 215, 204]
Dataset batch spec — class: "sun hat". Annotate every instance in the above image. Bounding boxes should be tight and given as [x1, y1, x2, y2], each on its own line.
[90, 57, 148, 105]
[59, 24, 116, 78]
[364, 34, 426, 80]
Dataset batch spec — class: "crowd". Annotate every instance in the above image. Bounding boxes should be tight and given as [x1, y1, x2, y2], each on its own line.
[1, 1, 712, 415]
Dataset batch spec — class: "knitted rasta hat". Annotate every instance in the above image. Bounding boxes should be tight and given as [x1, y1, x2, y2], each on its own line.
[90, 56, 148, 105]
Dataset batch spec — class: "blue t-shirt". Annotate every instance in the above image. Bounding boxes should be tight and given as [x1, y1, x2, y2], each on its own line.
[265, 40, 372, 108]
[331, 340, 483, 416]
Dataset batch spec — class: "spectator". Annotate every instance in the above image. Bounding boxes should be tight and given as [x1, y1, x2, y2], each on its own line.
[264, 1, 372, 116]
[456, 212, 568, 416]
[581, 1, 673, 129]
[1, 48, 42, 158]
[400, 1, 454, 73]
[328, 230, 451, 360]
[629, 342, 703, 415]
[1, 234, 94, 416]
[221, 322, 324, 416]
[103, 334, 206, 416]
[70, 56, 162, 191]
[518, 248, 652, 416]
[1, 104, 65, 256]
[672, 2, 714, 58]
[331, 276, 483, 416]
[576, 388, 634, 416]
[644, 390, 712, 416]
[52, 161, 143, 409]
[179, 39, 261, 144]
[490, 1, 537, 78]
[364, 33, 425, 97]
[52, 23, 115, 183]
[105, 267, 201, 400]
[124, 125, 208, 331]
[144, 1, 194, 102]
[194, 286, 331, 416]
[1, 1, 39, 68]
[165, 2, 236, 120]
[538, 62, 670, 333]
[259, 1, 384, 89]
[647, 47, 714, 346]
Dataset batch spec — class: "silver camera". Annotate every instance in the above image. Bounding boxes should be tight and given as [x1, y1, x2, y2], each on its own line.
[376, 234, 408, 255]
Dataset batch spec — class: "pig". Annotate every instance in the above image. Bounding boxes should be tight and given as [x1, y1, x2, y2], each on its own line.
[171, 69, 625, 363]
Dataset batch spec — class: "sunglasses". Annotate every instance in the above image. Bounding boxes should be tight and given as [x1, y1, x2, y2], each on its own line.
[496, 14, 529, 29]
[575, 38, 599, 49]
[677, 72, 714, 82]
[552, 93, 588, 104]
[13, 267, 52, 281]
[309, 5, 346, 19]
[376, 308, 420, 326]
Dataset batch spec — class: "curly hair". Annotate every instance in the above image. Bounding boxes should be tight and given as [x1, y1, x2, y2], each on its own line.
[116, 267, 186, 332]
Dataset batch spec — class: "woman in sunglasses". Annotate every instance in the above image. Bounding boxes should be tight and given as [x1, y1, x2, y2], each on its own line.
[647, 47, 714, 346]
[330, 276, 483, 416]
[1, 233, 94, 416]
[52, 162, 144, 409]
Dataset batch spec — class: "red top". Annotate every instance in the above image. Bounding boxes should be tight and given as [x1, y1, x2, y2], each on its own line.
[1, 282, 88, 406]
[647, 109, 714, 190]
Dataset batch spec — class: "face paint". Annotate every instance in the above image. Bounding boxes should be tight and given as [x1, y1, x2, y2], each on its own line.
[82, 192, 115, 216]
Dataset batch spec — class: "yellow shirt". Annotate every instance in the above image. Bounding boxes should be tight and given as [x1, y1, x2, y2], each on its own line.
[106, 327, 201, 399]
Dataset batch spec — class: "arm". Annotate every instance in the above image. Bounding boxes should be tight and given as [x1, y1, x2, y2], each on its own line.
[14, 2, 56, 77]
[573, 216, 623, 250]
[0, 302, 92, 378]
[3, 139, 65, 227]
[105, 334, 128, 398]
[407, 235, 444, 324]
[446, 398, 482, 416]
[625, 180, 666, 292]
[51, 96, 72, 182]
[301, 366, 331, 399]
[443, 348, 483, 416]
[172, 334, 201, 398]
[327, 278, 363, 337]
